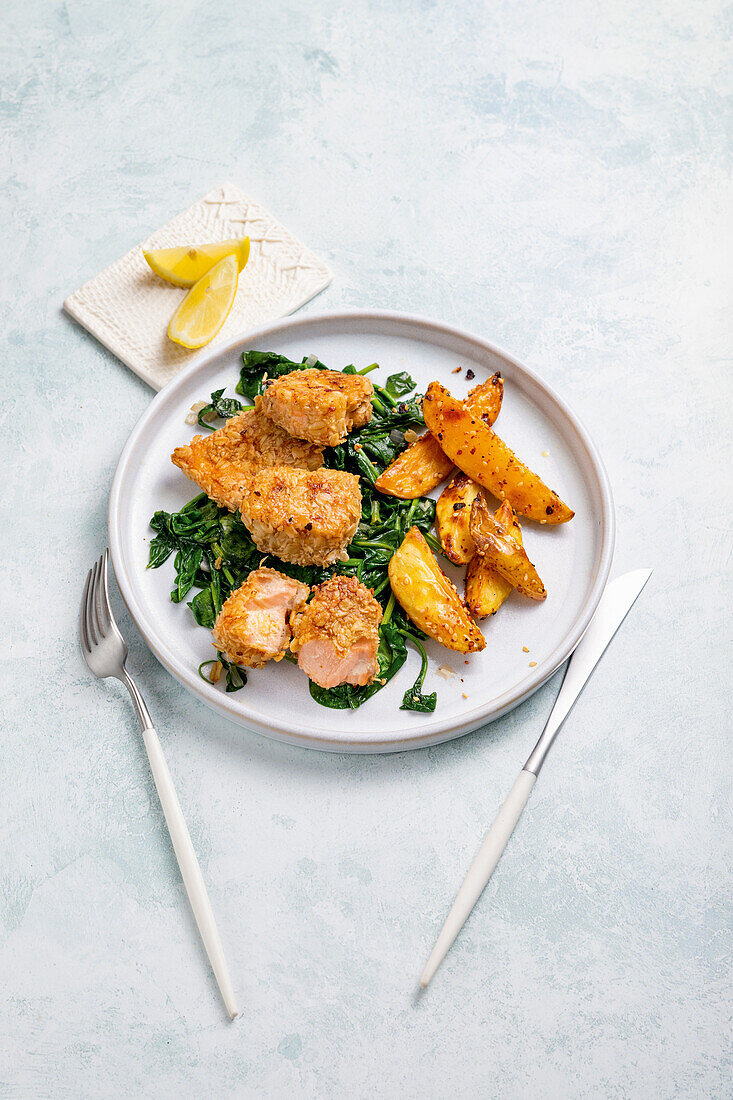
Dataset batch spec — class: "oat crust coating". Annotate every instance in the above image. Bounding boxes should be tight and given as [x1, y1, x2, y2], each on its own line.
[238, 466, 362, 567]
[171, 400, 323, 508]
[290, 575, 382, 660]
[260, 369, 373, 447]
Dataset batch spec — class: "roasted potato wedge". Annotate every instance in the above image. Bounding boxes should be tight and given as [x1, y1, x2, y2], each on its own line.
[375, 373, 504, 498]
[423, 382, 574, 524]
[465, 500, 523, 617]
[375, 432, 454, 499]
[388, 526, 485, 653]
[469, 494, 546, 600]
[466, 555, 512, 618]
[435, 473, 481, 564]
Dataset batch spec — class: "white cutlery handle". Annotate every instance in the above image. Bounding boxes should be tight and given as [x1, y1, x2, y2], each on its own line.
[419, 769, 536, 988]
[141, 726, 238, 1019]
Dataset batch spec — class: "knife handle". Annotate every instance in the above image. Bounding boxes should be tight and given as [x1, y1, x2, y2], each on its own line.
[419, 769, 536, 988]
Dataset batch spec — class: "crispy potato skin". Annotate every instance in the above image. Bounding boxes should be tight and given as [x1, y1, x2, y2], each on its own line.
[375, 373, 504, 499]
[467, 373, 505, 424]
[388, 526, 485, 653]
[435, 473, 481, 564]
[465, 500, 523, 617]
[465, 555, 512, 618]
[375, 433, 454, 499]
[469, 494, 546, 600]
[422, 382, 574, 524]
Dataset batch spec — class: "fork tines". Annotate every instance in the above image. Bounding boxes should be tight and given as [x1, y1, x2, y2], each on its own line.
[80, 550, 112, 652]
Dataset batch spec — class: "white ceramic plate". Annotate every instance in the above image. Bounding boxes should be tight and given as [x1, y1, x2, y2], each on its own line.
[109, 310, 614, 753]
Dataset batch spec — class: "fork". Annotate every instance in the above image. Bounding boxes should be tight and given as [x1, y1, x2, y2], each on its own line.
[80, 550, 238, 1019]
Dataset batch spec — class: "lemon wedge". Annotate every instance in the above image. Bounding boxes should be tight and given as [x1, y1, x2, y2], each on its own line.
[168, 254, 239, 349]
[145, 237, 250, 287]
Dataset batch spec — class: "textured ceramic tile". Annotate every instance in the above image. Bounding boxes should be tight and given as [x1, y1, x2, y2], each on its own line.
[63, 183, 333, 390]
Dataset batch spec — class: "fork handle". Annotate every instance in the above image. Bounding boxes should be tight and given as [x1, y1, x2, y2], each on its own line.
[141, 726, 238, 1019]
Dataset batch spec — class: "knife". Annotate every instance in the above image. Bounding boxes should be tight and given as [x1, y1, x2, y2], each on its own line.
[419, 568, 653, 988]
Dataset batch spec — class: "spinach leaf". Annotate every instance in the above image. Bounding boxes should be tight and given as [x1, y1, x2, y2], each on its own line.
[196, 388, 245, 429]
[359, 432, 401, 468]
[211, 389, 244, 420]
[171, 545, 203, 603]
[189, 587, 218, 628]
[218, 513, 261, 565]
[147, 511, 178, 568]
[147, 535, 176, 569]
[222, 657, 247, 692]
[236, 350, 328, 401]
[399, 632, 437, 713]
[381, 395, 425, 432]
[349, 443, 382, 486]
[385, 370, 416, 398]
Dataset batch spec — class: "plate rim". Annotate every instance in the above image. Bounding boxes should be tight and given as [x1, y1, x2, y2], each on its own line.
[108, 308, 615, 753]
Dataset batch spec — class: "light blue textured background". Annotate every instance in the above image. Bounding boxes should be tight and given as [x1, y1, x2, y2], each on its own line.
[2, 1, 731, 1097]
